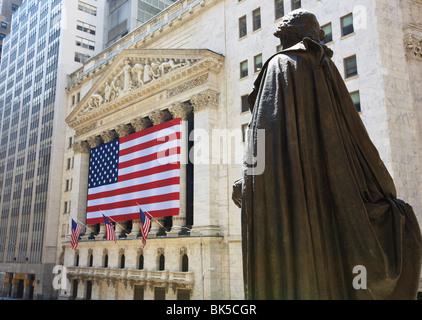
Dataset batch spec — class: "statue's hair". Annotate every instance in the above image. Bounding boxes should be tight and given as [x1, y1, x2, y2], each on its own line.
[274, 9, 325, 42]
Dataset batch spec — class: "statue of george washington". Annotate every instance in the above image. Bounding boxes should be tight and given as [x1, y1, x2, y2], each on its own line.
[233, 9, 422, 300]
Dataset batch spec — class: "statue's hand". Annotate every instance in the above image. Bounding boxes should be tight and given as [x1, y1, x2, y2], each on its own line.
[232, 179, 243, 209]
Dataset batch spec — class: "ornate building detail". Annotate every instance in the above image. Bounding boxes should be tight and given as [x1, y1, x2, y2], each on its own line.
[131, 117, 152, 132]
[404, 33, 422, 60]
[84, 57, 195, 114]
[168, 102, 193, 120]
[87, 136, 103, 149]
[190, 89, 220, 112]
[75, 123, 97, 138]
[100, 130, 118, 143]
[115, 124, 134, 138]
[167, 74, 209, 98]
[72, 140, 90, 154]
[149, 109, 172, 125]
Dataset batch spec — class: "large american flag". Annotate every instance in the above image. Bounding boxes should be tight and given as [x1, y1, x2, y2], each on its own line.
[71, 219, 81, 250]
[86, 118, 181, 224]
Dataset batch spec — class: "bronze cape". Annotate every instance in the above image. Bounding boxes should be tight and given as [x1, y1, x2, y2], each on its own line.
[242, 38, 422, 299]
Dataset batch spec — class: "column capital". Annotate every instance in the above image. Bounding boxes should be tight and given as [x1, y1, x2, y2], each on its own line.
[149, 109, 172, 125]
[168, 102, 193, 120]
[72, 140, 90, 154]
[190, 89, 219, 112]
[100, 130, 118, 143]
[87, 136, 103, 148]
[131, 117, 152, 132]
[115, 124, 134, 138]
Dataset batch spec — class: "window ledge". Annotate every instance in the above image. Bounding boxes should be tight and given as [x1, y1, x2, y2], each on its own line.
[344, 74, 359, 82]
[341, 32, 355, 40]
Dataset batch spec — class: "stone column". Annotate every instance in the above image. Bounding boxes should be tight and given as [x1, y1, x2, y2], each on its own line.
[167, 102, 192, 236]
[190, 90, 220, 236]
[71, 141, 91, 235]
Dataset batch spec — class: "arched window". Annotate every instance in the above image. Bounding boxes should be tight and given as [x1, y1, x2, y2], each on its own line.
[103, 254, 108, 268]
[120, 254, 125, 269]
[181, 254, 189, 272]
[159, 254, 165, 271]
[138, 254, 144, 270]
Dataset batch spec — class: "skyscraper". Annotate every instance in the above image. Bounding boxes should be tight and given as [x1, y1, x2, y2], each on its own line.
[0, 0, 105, 300]
[0, 0, 23, 61]
[105, 0, 177, 47]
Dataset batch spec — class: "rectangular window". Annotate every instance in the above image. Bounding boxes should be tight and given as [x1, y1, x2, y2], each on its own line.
[252, 8, 261, 31]
[341, 13, 354, 36]
[75, 36, 95, 51]
[78, 1, 97, 16]
[239, 15, 247, 38]
[350, 91, 361, 112]
[241, 95, 249, 113]
[1, 22, 7, 29]
[321, 23, 333, 43]
[75, 52, 91, 63]
[77, 21, 96, 35]
[275, 0, 284, 20]
[344, 55, 358, 78]
[254, 54, 263, 73]
[291, 0, 301, 10]
[240, 60, 248, 79]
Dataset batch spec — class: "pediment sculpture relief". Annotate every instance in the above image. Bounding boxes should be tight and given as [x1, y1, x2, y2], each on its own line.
[85, 57, 197, 113]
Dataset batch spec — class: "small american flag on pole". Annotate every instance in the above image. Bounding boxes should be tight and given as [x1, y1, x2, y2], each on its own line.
[138, 204, 151, 248]
[86, 118, 181, 224]
[103, 214, 116, 242]
[71, 219, 81, 250]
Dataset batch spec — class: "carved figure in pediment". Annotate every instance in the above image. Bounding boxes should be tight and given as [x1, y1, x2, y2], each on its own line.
[87, 93, 103, 110]
[109, 76, 120, 100]
[119, 60, 133, 93]
[132, 63, 145, 86]
[158, 58, 185, 76]
[104, 82, 111, 103]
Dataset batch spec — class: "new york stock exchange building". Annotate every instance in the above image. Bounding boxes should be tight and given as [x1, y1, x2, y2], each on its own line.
[59, 0, 244, 301]
[56, 0, 422, 301]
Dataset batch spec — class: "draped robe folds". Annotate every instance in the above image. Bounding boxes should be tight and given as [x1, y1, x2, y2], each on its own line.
[241, 38, 422, 300]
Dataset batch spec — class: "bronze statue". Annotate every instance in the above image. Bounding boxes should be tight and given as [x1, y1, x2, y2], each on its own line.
[233, 9, 422, 300]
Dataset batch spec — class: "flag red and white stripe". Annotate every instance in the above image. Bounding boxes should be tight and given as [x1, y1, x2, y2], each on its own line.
[86, 118, 182, 224]
[71, 219, 81, 250]
[138, 204, 151, 248]
[103, 214, 116, 242]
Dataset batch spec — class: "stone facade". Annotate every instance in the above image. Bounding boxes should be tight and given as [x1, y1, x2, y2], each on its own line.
[57, 0, 422, 300]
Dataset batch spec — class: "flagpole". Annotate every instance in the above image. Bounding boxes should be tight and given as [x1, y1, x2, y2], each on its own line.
[66, 212, 96, 234]
[136, 203, 166, 229]
[100, 210, 130, 234]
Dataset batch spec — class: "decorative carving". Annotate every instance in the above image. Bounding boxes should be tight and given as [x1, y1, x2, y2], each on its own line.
[87, 136, 103, 148]
[115, 124, 134, 138]
[100, 130, 118, 143]
[168, 103, 193, 120]
[131, 117, 152, 132]
[167, 74, 209, 98]
[72, 140, 90, 154]
[190, 89, 220, 112]
[404, 34, 422, 60]
[149, 109, 172, 125]
[75, 123, 97, 138]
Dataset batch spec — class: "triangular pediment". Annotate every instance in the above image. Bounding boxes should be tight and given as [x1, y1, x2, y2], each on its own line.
[66, 48, 224, 129]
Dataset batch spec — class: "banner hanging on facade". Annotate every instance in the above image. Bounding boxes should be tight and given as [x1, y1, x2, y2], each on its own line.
[86, 118, 181, 224]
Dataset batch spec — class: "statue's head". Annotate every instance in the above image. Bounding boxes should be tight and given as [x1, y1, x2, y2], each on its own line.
[274, 9, 324, 49]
